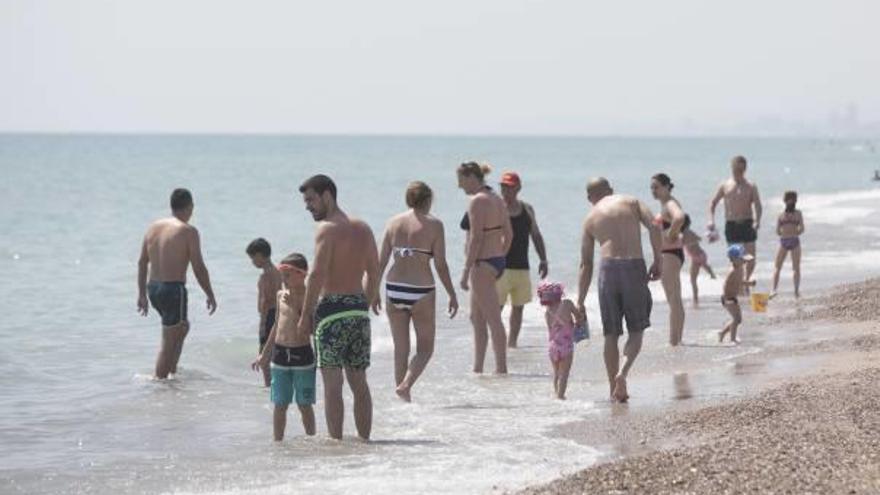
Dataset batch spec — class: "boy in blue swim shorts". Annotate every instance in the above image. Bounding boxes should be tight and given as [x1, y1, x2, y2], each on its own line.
[252, 253, 316, 441]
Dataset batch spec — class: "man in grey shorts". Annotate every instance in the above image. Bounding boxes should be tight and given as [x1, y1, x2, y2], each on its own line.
[577, 178, 662, 402]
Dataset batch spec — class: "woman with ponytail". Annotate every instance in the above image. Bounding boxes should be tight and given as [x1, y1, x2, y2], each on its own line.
[457, 162, 513, 374]
[650, 173, 687, 346]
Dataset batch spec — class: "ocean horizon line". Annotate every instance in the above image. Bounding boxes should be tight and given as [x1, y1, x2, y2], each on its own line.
[2, 130, 878, 140]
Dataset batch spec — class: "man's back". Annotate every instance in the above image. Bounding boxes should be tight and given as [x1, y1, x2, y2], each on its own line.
[587, 195, 645, 259]
[323, 215, 373, 294]
[145, 218, 192, 282]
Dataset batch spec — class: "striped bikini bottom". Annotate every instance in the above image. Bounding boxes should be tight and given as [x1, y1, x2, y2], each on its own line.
[386, 282, 435, 310]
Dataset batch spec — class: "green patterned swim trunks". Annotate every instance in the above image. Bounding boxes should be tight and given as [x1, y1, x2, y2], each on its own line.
[314, 293, 371, 369]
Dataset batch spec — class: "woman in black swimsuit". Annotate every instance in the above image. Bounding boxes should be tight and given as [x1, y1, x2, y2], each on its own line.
[457, 162, 512, 374]
[651, 173, 687, 346]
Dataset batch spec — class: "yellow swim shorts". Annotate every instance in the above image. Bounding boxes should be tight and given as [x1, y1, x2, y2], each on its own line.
[496, 269, 532, 306]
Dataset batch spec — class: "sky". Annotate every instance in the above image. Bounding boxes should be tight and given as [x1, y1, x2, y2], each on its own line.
[2, 0, 879, 135]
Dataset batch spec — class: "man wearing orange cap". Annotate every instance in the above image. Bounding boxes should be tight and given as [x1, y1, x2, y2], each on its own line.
[498, 171, 548, 348]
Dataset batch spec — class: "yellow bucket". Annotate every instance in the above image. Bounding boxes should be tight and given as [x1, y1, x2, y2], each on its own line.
[750, 292, 769, 312]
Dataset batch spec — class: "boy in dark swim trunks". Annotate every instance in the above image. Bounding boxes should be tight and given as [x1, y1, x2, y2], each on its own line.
[252, 253, 316, 441]
[719, 244, 753, 344]
[247, 238, 282, 387]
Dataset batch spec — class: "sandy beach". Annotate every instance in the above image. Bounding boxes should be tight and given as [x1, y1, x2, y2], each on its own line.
[517, 279, 880, 495]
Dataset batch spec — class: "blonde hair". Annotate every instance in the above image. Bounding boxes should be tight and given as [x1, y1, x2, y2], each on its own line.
[405, 181, 433, 210]
[457, 161, 492, 181]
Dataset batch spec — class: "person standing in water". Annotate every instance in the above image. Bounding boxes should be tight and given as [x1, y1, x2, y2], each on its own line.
[376, 181, 459, 402]
[578, 178, 661, 403]
[458, 162, 513, 374]
[708, 155, 763, 286]
[246, 238, 282, 387]
[771, 191, 805, 298]
[297, 174, 380, 441]
[137, 188, 217, 379]
[650, 173, 687, 346]
[497, 171, 549, 348]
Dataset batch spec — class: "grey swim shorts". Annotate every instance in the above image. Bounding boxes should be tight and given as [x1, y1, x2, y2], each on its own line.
[597, 258, 652, 336]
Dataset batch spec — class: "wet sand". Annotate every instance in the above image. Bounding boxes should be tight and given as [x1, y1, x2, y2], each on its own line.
[516, 278, 880, 495]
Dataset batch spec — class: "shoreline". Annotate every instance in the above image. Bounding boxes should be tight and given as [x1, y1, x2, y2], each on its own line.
[515, 278, 880, 495]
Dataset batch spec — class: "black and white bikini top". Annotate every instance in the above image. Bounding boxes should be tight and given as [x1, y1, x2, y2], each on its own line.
[393, 246, 433, 258]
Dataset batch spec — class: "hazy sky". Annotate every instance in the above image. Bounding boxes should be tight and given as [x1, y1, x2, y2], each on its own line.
[3, 0, 879, 134]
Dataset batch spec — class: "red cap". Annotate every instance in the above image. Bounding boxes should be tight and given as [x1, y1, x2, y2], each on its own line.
[500, 171, 521, 187]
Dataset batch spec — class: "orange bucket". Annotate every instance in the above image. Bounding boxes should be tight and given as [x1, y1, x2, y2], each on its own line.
[750, 292, 769, 312]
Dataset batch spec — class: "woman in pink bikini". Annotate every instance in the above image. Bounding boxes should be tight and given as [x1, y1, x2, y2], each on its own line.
[538, 281, 578, 400]
[772, 191, 804, 298]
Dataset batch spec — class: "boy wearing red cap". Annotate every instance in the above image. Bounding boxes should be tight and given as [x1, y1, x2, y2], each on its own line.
[252, 253, 317, 441]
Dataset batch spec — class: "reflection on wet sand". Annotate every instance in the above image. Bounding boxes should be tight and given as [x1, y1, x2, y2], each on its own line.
[673, 372, 693, 400]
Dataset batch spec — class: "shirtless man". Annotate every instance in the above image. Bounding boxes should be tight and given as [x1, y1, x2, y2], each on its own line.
[137, 188, 217, 379]
[296, 175, 380, 441]
[577, 178, 661, 403]
[708, 155, 763, 285]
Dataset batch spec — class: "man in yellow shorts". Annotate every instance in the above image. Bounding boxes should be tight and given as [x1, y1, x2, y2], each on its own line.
[497, 171, 549, 348]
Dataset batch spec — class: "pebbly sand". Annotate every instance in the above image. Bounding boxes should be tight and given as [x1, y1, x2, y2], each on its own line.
[516, 279, 880, 495]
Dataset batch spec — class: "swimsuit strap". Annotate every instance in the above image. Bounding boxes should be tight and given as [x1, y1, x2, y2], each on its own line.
[483, 225, 503, 232]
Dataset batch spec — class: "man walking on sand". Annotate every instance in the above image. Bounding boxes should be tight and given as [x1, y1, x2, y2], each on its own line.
[577, 178, 661, 403]
[137, 188, 217, 379]
[296, 175, 380, 441]
[708, 155, 763, 285]
[497, 171, 549, 348]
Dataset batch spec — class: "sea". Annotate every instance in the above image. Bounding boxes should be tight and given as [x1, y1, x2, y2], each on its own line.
[2, 135, 880, 494]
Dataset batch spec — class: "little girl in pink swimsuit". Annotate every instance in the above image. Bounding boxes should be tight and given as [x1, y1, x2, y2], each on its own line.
[681, 214, 716, 307]
[538, 281, 578, 400]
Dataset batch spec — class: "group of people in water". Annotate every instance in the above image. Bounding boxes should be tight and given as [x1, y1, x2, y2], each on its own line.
[136, 156, 806, 441]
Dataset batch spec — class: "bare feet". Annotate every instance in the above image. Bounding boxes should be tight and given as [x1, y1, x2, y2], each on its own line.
[718, 328, 728, 343]
[612, 375, 629, 403]
[395, 384, 411, 402]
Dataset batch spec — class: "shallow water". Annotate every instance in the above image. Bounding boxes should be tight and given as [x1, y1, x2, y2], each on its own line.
[2, 135, 880, 494]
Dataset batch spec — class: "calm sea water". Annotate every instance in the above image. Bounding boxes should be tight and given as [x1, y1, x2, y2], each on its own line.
[2, 135, 880, 494]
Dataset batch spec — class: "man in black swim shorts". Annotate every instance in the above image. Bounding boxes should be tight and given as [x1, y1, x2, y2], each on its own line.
[707, 156, 763, 284]
[138, 188, 217, 379]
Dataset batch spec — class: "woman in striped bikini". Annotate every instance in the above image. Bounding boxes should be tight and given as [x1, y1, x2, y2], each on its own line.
[377, 181, 459, 401]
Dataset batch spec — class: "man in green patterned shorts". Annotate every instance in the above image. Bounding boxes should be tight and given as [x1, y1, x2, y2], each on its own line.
[296, 175, 380, 440]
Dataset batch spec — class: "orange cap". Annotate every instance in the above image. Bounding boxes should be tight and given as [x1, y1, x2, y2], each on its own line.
[500, 171, 521, 187]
